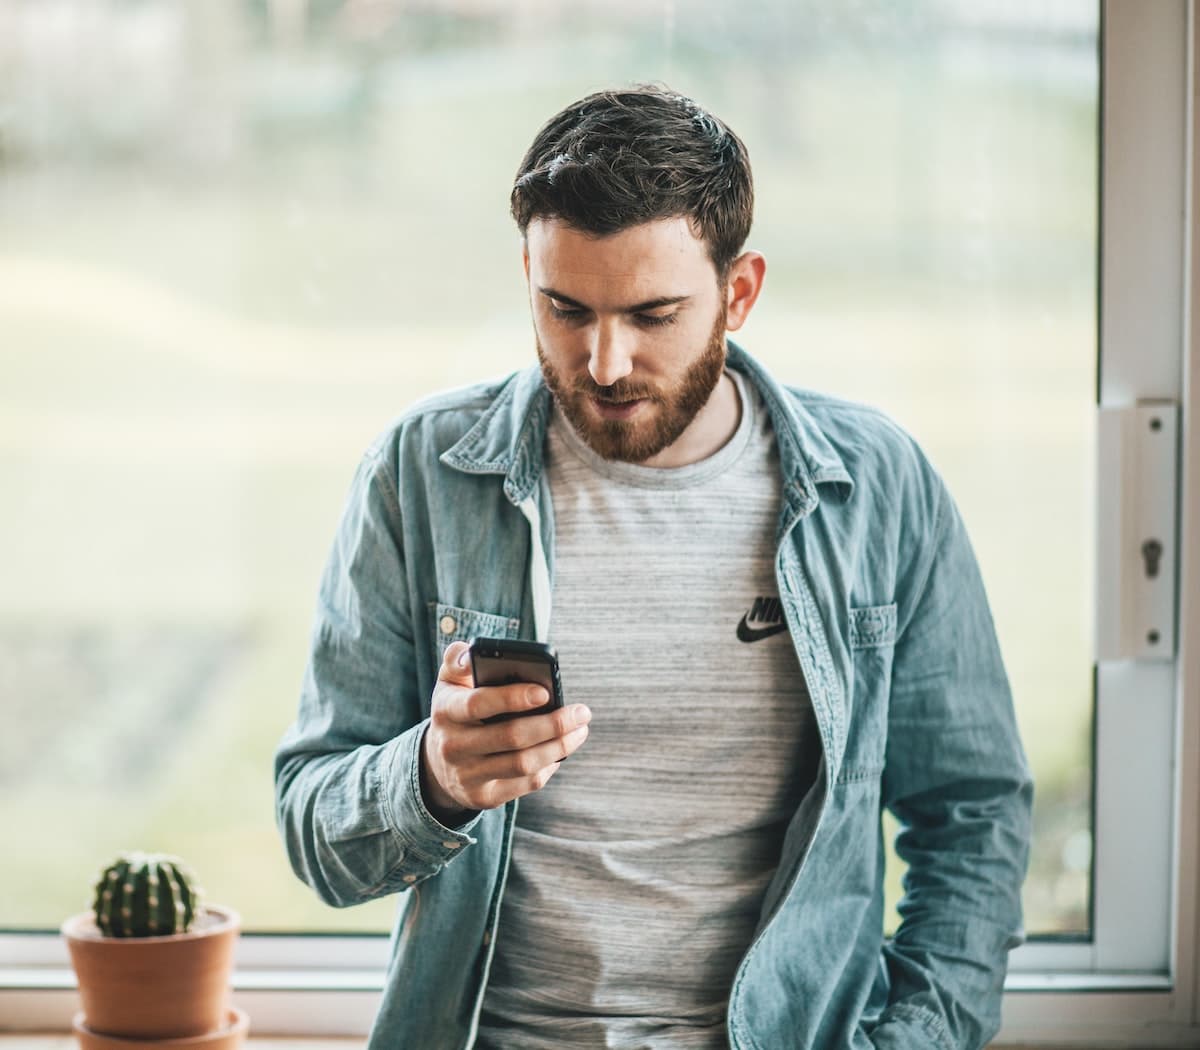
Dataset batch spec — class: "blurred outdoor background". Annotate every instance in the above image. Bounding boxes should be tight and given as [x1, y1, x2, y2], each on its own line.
[1, 0, 1097, 937]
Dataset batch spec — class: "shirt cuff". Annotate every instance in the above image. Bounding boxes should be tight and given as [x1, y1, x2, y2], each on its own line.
[384, 718, 482, 869]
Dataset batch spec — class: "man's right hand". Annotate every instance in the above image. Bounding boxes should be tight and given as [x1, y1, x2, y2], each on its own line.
[419, 640, 592, 824]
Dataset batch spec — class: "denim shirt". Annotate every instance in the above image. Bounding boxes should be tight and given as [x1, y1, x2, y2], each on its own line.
[274, 342, 1033, 1050]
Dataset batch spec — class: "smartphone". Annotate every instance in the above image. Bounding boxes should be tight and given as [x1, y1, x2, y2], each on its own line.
[469, 637, 564, 723]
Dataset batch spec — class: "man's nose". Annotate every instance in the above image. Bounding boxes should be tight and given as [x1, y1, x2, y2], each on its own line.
[588, 320, 635, 387]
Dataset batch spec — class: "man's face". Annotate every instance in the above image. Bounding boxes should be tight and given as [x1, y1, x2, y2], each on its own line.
[524, 216, 729, 464]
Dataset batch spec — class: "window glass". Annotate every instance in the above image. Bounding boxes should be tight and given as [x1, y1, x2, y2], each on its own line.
[1, 0, 1096, 936]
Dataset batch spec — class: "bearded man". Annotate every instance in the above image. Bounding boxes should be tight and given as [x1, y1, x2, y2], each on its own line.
[275, 85, 1033, 1050]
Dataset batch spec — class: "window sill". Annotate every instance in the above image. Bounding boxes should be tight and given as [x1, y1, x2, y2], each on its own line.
[0, 1040, 365, 1050]
[2, 971, 1198, 1047]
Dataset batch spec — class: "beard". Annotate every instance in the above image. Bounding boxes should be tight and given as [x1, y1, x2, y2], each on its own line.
[537, 306, 729, 464]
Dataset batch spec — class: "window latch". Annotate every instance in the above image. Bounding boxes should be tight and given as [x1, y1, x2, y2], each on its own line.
[1095, 401, 1179, 661]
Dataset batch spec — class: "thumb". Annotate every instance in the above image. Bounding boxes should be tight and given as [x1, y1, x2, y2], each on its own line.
[438, 640, 475, 686]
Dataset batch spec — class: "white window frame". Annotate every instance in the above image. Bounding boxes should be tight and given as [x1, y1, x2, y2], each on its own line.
[994, 0, 1200, 1044]
[2, 0, 1200, 1042]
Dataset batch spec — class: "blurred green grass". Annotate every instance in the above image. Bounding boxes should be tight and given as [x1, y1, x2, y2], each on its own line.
[0, 277, 1093, 935]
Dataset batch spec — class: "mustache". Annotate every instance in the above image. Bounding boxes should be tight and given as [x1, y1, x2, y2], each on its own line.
[571, 378, 659, 402]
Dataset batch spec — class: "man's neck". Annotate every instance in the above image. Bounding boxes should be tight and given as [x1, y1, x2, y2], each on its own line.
[639, 371, 743, 469]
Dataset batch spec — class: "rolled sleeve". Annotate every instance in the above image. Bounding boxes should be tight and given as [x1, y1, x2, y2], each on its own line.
[378, 719, 482, 889]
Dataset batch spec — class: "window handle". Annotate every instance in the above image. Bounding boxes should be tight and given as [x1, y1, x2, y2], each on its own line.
[1095, 401, 1178, 661]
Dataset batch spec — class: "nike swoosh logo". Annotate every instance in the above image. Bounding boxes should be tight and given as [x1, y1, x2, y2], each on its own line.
[737, 615, 789, 642]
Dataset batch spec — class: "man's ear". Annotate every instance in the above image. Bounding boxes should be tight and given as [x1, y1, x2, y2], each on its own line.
[521, 239, 530, 281]
[724, 251, 766, 332]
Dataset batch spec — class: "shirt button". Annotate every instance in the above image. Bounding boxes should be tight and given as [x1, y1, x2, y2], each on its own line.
[402, 874, 417, 884]
[442, 840, 461, 849]
[439, 615, 457, 636]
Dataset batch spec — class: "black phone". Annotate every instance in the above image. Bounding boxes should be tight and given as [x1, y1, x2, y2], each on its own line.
[469, 637, 564, 723]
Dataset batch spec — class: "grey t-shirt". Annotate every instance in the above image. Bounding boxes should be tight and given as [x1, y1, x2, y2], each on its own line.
[476, 371, 821, 1049]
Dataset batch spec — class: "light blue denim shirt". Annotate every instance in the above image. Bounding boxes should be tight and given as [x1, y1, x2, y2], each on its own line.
[274, 341, 1033, 1050]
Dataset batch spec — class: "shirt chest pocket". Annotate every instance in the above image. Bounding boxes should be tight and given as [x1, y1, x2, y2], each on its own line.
[837, 602, 898, 784]
[430, 601, 521, 662]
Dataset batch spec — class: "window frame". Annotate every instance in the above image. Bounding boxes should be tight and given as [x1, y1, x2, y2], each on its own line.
[992, 1, 1200, 1043]
[3, 0, 1200, 1042]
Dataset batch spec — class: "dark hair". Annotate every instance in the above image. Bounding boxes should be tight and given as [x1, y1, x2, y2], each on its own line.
[510, 85, 754, 279]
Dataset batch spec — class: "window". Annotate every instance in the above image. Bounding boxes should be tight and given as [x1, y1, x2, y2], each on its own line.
[2, 0, 1197, 1043]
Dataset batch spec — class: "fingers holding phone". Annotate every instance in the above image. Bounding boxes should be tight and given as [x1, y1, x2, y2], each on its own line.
[420, 639, 591, 819]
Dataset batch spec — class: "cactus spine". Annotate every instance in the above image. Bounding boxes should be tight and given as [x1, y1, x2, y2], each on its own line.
[91, 852, 203, 937]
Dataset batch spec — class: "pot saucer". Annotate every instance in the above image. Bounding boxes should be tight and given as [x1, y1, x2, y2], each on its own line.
[72, 1007, 248, 1049]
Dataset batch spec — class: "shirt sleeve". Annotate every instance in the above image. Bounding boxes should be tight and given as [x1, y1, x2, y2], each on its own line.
[869, 478, 1035, 1050]
[273, 446, 481, 909]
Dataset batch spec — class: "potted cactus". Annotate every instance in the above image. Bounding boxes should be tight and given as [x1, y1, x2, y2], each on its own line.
[61, 851, 247, 1048]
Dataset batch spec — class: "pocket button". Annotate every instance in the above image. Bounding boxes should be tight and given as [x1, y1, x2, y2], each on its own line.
[439, 615, 458, 636]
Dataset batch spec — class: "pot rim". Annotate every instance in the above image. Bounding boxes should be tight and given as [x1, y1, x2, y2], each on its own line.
[61, 904, 240, 944]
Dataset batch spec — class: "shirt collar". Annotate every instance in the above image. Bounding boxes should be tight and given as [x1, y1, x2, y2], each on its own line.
[440, 340, 855, 510]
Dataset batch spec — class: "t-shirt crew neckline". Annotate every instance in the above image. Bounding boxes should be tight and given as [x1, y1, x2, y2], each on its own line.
[548, 369, 755, 490]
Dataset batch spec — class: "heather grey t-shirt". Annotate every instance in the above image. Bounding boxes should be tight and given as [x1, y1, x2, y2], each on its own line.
[476, 371, 821, 1049]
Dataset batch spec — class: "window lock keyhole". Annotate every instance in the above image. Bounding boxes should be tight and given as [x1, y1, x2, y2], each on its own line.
[1141, 538, 1163, 578]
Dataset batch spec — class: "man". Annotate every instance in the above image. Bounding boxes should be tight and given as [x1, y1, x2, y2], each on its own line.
[274, 85, 1033, 1050]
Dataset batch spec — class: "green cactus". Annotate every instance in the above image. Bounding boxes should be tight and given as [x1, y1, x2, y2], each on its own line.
[90, 851, 204, 938]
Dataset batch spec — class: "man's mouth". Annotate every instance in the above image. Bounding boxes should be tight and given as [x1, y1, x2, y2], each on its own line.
[590, 396, 647, 421]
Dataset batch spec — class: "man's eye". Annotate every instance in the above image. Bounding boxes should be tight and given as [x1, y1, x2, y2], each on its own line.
[636, 313, 677, 328]
[549, 303, 587, 322]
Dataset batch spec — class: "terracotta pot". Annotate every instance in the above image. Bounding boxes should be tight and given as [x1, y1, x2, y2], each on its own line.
[62, 905, 240, 1040]
[72, 1007, 249, 1050]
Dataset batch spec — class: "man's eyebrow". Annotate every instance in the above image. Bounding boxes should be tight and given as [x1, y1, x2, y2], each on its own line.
[538, 287, 692, 313]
